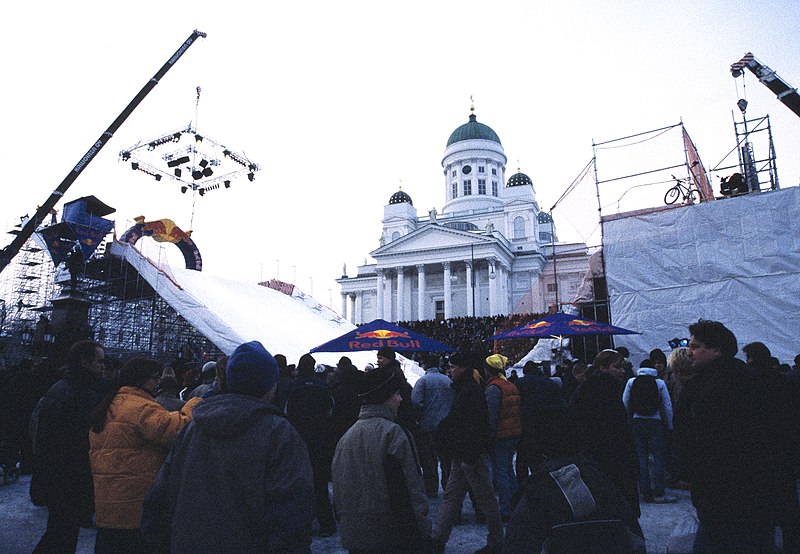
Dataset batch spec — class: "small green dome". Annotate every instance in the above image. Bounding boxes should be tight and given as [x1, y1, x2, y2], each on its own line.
[537, 211, 553, 223]
[389, 190, 413, 205]
[507, 172, 533, 187]
[446, 114, 501, 147]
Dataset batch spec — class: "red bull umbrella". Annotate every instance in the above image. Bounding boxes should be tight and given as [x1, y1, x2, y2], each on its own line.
[309, 318, 457, 353]
[489, 312, 639, 340]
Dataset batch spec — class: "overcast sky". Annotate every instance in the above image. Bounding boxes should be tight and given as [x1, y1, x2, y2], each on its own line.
[2, 0, 798, 309]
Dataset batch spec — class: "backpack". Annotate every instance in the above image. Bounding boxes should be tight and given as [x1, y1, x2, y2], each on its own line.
[629, 375, 659, 417]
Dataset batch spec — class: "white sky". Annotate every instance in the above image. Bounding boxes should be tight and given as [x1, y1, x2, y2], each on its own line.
[2, 0, 799, 311]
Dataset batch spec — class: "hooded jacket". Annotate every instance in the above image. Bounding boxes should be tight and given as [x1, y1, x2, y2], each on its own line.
[89, 387, 198, 529]
[621, 367, 673, 429]
[142, 393, 314, 553]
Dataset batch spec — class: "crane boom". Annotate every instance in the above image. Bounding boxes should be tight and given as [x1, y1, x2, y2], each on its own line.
[731, 52, 800, 119]
[0, 30, 206, 276]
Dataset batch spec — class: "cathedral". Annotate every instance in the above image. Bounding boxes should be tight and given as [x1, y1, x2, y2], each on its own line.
[337, 109, 592, 324]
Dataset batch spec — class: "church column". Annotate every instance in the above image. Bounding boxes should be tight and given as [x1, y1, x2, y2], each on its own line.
[488, 259, 497, 315]
[348, 293, 356, 324]
[340, 292, 348, 320]
[443, 261, 452, 319]
[530, 272, 545, 314]
[417, 264, 426, 321]
[465, 261, 474, 317]
[354, 292, 363, 324]
[376, 269, 384, 319]
[396, 267, 406, 322]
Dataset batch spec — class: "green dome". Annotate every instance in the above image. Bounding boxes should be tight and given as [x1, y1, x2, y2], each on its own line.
[507, 172, 533, 187]
[389, 190, 413, 205]
[446, 114, 501, 147]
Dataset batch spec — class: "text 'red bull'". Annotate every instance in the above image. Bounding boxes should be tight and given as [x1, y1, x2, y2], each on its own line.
[348, 339, 422, 350]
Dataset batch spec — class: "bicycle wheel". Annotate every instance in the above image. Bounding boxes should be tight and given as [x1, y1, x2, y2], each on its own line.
[664, 186, 681, 204]
[686, 189, 699, 204]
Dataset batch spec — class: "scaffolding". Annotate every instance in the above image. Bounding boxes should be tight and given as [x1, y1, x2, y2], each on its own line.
[0, 229, 57, 364]
[0, 234, 220, 367]
[81, 250, 222, 366]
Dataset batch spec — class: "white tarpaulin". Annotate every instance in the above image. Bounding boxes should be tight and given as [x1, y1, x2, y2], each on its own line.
[602, 186, 800, 365]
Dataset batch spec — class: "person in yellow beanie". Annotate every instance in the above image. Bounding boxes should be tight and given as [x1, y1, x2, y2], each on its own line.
[483, 353, 522, 520]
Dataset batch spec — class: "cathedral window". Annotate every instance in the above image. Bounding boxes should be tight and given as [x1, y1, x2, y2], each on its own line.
[452, 170, 457, 177]
[492, 181, 498, 196]
[452, 182, 458, 198]
[492, 168, 497, 176]
[463, 180, 472, 195]
[478, 166, 485, 173]
[513, 216, 526, 239]
[478, 179, 486, 195]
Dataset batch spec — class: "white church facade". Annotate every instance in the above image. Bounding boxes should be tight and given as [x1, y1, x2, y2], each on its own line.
[337, 110, 592, 324]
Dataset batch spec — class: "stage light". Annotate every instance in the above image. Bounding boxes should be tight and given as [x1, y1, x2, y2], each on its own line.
[203, 167, 213, 177]
[195, 134, 204, 143]
[224, 180, 231, 189]
[173, 132, 181, 141]
[131, 162, 139, 170]
[167, 156, 191, 168]
[155, 174, 161, 181]
[174, 168, 182, 178]
[199, 188, 205, 196]
[199, 159, 208, 168]
[192, 170, 203, 180]
[180, 186, 188, 194]
[248, 172, 255, 182]
[121, 151, 131, 161]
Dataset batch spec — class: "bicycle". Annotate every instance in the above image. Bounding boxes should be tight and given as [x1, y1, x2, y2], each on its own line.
[664, 175, 700, 205]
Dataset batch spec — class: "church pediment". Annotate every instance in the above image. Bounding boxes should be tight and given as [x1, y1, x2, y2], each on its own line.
[372, 225, 493, 257]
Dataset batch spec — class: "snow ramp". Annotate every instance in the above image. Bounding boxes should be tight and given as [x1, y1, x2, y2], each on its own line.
[107, 240, 376, 368]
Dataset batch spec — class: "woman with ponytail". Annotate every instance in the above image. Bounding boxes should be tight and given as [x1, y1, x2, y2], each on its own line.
[89, 357, 200, 553]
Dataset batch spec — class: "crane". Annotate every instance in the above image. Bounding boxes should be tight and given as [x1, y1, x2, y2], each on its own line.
[731, 52, 800, 118]
[0, 30, 206, 276]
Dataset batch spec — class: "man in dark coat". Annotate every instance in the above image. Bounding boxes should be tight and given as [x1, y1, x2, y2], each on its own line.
[515, 360, 565, 480]
[675, 320, 788, 553]
[33, 340, 106, 554]
[285, 353, 337, 537]
[432, 352, 503, 554]
[142, 341, 314, 552]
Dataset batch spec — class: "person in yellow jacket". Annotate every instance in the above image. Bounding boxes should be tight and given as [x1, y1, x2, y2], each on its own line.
[89, 357, 199, 553]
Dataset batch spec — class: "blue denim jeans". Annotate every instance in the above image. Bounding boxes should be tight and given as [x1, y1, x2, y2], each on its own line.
[631, 418, 666, 497]
[490, 437, 518, 517]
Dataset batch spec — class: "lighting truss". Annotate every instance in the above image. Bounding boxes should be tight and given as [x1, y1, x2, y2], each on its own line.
[119, 124, 260, 195]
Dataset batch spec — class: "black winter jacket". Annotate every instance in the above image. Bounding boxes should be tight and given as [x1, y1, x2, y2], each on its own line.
[437, 372, 490, 464]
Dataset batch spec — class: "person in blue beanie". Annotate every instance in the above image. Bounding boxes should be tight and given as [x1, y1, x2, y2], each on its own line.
[142, 341, 315, 553]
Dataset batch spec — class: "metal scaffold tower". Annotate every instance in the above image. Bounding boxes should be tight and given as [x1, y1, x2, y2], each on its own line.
[0, 230, 57, 363]
[80, 252, 222, 365]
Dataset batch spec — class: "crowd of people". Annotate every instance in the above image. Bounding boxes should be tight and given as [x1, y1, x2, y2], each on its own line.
[1, 318, 799, 553]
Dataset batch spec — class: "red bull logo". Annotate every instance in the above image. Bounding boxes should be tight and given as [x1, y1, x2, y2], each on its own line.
[348, 338, 422, 350]
[567, 319, 603, 331]
[355, 329, 411, 340]
[524, 321, 551, 330]
[135, 216, 193, 245]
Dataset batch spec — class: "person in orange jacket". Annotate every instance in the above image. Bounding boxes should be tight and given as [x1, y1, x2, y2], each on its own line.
[89, 357, 199, 553]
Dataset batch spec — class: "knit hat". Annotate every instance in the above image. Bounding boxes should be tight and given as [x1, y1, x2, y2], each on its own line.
[485, 354, 508, 372]
[358, 365, 401, 405]
[201, 361, 217, 379]
[377, 346, 396, 360]
[226, 341, 279, 398]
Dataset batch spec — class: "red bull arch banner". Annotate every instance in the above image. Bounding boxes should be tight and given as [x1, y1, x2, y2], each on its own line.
[309, 318, 456, 353]
[119, 216, 202, 271]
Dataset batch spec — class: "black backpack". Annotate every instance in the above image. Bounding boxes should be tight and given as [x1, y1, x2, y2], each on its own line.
[629, 375, 659, 417]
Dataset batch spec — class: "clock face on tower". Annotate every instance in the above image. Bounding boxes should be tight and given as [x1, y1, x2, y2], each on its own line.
[462, 165, 472, 175]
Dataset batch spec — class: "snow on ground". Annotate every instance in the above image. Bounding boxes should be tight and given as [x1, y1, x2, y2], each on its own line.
[2, 474, 697, 553]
